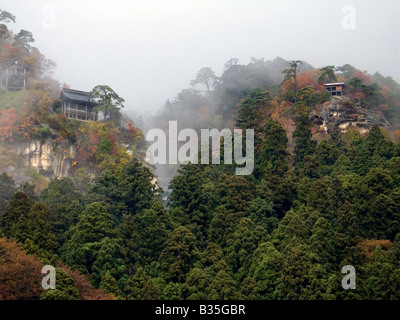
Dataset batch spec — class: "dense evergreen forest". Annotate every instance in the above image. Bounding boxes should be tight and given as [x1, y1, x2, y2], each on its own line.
[2, 9, 400, 300]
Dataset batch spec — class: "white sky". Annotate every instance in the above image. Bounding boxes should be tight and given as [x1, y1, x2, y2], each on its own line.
[2, 0, 400, 114]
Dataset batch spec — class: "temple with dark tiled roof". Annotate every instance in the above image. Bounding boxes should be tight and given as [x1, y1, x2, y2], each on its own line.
[60, 88, 98, 121]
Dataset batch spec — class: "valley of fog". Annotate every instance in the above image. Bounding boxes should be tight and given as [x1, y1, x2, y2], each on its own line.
[4, 2, 400, 302]
[1, 0, 400, 117]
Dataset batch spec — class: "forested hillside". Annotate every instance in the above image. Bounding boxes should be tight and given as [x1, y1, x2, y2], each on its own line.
[1, 8, 400, 300]
[0, 9, 144, 190]
[149, 58, 400, 188]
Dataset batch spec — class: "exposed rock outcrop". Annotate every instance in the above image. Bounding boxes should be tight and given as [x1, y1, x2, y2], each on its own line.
[311, 96, 393, 135]
[17, 139, 75, 177]
[0, 139, 76, 184]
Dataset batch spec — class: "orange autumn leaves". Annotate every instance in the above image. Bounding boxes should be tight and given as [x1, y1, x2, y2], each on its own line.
[0, 90, 52, 142]
[0, 108, 18, 141]
[0, 108, 38, 142]
[280, 69, 325, 97]
[75, 122, 120, 163]
[0, 237, 44, 300]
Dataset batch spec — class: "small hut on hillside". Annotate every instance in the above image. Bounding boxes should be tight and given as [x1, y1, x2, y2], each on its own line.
[324, 82, 345, 96]
[1, 57, 30, 92]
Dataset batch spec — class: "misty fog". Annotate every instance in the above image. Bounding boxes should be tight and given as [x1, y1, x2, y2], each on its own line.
[1, 0, 399, 116]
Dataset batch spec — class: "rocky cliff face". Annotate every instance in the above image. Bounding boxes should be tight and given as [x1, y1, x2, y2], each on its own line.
[0, 139, 76, 185]
[311, 96, 393, 136]
[17, 139, 76, 177]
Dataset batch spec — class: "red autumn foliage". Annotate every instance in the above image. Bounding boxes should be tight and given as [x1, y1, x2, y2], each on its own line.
[296, 70, 319, 89]
[281, 69, 320, 97]
[381, 85, 390, 97]
[357, 239, 392, 257]
[0, 237, 116, 300]
[0, 90, 54, 142]
[0, 237, 44, 300]
[0, 44, 20, 65]
[349, 70, 373, 85]
[108, 132, 117, 145]
[0, 108, 37, 142]
[62, 266, 116, 300]
[75, 123, 120, 164]
[76, 127, 102, 162]
[14, 112, 38, 140]
[353, 92, 367, 101]
[127, 122, 137, 136]
[0, 109, 18, 142]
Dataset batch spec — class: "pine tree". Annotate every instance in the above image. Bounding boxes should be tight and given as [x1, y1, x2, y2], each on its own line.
[208, 266, 242, 300]
[247, 196, 277, 234]
[301, 155, 320, 179]
[209, 206, 240, 248]
[278, 243, 317, 299]
[240, 277, 261, 300]
[331, 154, 352, 177]
[60, 202, 120, 275]
[91, 237, 126, 288]
[234, 88, 270, 150]
[368, 193, 397, 239]
[161, 282, 183, 300]
[259, 119, 289, 177]
[202, 242, 225, 270]
[215, 174, 255, 213]
[99, 270, 122, 297]
[159, 226, 199, 283]
[363, 246, 400, 299]
[310, 217, 336, 268]
[40, 177, 84, 246]
[169, 163, 216, 245]
[141, 277, 160, 300]
[252, 242, 283, 299]
[136, 201, 171, 265]
[226, 218, 264, 278]
[182, 268, 211, 300]
[365, 124, 396, 159]
[120, 213, 139, 270]
[335, 201, 359, 261]
[293, 105, 317, 167]
[0, 191, 31, 238]
[325, 177, 349, 221]
[272, 210, 309, 250]
[316, 138, 343, 176]
[86, 158, 157, 219]
[17, 202, 58, 256]
[40, 268, 80, 300]
[0, 173, 16, 213]
[123, 267, 149, 300]
[118, 158, 158, 216]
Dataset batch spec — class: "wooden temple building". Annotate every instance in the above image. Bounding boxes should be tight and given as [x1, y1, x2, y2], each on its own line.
[60, 88, 98, 121]
[1, 58, 30, 92]
[324, 82, 345, 96]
